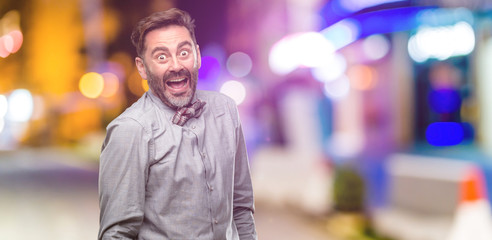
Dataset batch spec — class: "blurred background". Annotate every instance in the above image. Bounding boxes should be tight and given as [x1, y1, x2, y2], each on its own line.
[1, 0, 492, 239]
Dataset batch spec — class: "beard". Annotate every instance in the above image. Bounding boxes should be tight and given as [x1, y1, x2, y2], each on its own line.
[146, 67, 198, 110]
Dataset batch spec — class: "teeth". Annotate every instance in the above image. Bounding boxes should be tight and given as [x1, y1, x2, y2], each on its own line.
[168, 78, 186, 82]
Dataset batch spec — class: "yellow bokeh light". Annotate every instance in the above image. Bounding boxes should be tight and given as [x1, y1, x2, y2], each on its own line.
[142, 79, 149, 92]
[128, 69, 146, 96]
[79, 72, 104, 99]
[27, 1, 84, 97]
[101, 72, 120, 98]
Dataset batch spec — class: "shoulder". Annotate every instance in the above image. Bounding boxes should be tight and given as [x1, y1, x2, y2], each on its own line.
[197, 90, 237, 112]
[197, 90, 235, 105]
[106, 93, 160, 134]
[197, 90, 240, 124]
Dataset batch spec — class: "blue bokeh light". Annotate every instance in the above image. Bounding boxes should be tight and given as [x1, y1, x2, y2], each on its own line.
[428, 89, 461, 113]
[426, 122, 464, 146]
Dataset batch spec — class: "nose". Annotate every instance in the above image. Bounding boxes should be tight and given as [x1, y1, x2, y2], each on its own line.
[169, 55, 184, 72]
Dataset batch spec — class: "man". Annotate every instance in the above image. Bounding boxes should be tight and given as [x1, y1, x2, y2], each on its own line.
[98, 8, 257, 240]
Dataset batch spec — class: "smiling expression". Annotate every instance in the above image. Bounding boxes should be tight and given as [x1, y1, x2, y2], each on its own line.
[135, 25, 201, 109]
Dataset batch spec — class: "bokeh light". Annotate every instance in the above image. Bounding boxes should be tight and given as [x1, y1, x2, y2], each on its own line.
[8, 30, 23, 53]
[269, 32, 336, 75]
[79, 72, 104, 99]
[323, 75, 351, 100]
[0, 119, 4, 134]
[269, 35, 300, 75]
[428, 89, 461, 113]
[31, 95, 45, 120]
[426, 122, 464, 146]
[2, 34, 14, 53]
[199, 56, 221, 82]
[407, 35, 427, 63]
[0, 10, 23, 58]
[408, 21, 475, 62]
[142, 79, 149, 92]
[453, 21, 476, 55]
[0, 36, 10, 58]
[297, 32, 336, 68]
[347, 64, 377, 91]
[100, 72, 120, 98]
[7, 89, 33, 122]
[0, 95, 8, 118]
[321, 18, 360, 50]
[327, 131, 364, 158]
[311, 53, 347, 83]
[201, 42, 227, 65]
[128, 69, 146, 96]
[362, 34, 390, 61]
[226, 51, 253, 78]
[220, 80, 246, 105]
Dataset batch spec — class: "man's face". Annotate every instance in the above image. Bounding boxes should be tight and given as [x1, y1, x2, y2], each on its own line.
[135, 25, 201, 109]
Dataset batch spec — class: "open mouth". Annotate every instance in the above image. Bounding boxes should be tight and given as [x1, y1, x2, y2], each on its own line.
[166, 77, 189, 91]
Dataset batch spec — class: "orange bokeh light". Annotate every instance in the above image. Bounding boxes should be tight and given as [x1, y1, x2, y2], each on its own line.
[101, 72, 120, 98]
[347, 64, 378, 91]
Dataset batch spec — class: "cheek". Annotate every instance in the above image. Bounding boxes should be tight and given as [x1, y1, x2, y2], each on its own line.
[148, 66, 166, 79]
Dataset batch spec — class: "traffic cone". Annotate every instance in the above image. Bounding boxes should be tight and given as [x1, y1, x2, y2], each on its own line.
[447, 166, 492, 240]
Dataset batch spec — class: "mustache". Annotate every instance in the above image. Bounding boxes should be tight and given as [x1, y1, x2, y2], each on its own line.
[163, 69, 191, 82]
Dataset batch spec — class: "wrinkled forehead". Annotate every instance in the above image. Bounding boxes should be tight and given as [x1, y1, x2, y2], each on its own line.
[143, 25, 195, 53]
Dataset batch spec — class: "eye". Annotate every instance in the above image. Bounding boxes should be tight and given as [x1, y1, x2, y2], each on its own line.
[157, 54, 166, 61]
[179, 50, 190, 57]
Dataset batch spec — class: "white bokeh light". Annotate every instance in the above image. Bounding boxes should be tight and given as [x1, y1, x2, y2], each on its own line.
[327, 131, 364, 158]
[0, 119, 4, 134]
[220, 80, 246, 105]
[0, 94, 7, 118]
[295, 32, 335, 68]
[362, 34, 390, 61]
[7, 89, 34, 122]
[226, 51, 253, 78]
[454, 21, 475, 55]
[269, 35, 300, 75]
[311, 53, 347, 83]
[408, 21, 475, 62]
[269, 32, 335, 75]
[323, 75, 351, 100]
[408, 35, 427, 63]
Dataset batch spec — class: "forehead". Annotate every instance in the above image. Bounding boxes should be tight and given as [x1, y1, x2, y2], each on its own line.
[144, 25, 193, 51]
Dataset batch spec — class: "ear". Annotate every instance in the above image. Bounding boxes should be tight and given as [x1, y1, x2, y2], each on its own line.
[195, 44, 201, 69]
[135, 57, 148, 80]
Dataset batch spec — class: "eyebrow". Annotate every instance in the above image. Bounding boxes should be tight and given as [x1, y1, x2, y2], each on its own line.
[150, 41, 193, 56]
[178, 41, 193, 49]
[150, 46, 169, 56]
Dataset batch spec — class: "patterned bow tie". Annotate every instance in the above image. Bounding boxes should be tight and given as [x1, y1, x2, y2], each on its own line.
[172, 99, 206, 126]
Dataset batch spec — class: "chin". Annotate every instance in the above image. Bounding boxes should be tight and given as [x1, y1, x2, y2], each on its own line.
[166, 91, 193, 108]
